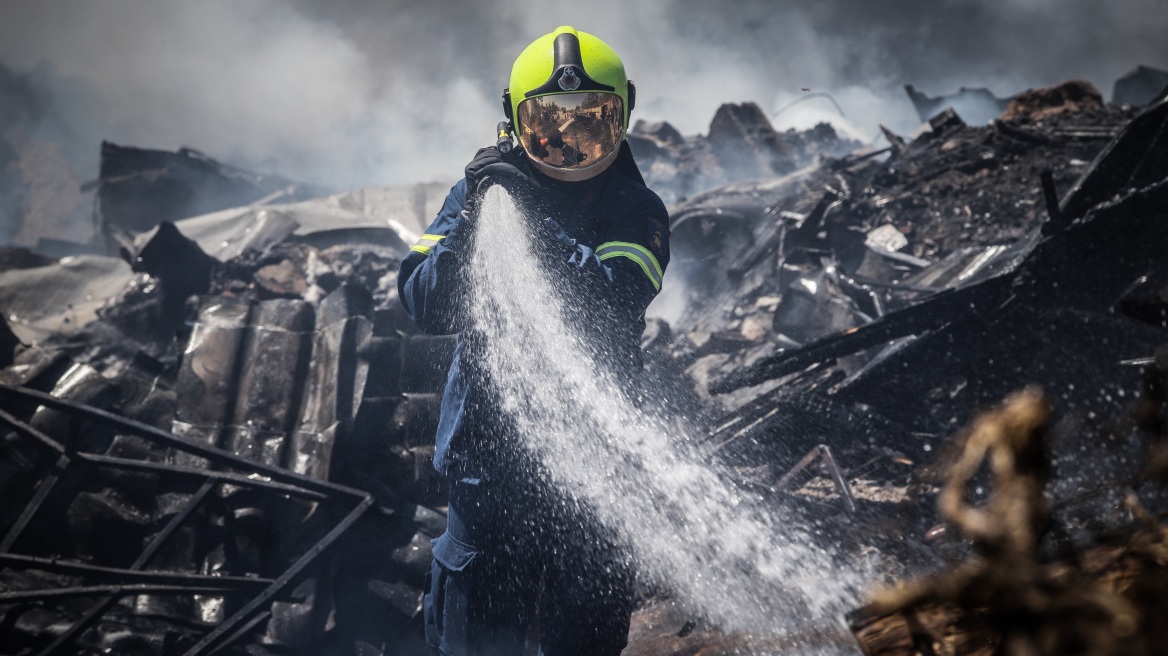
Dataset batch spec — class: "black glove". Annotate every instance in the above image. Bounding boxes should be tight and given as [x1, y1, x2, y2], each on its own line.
[464, 146, 538, 201]
[543, 217, 614, 284]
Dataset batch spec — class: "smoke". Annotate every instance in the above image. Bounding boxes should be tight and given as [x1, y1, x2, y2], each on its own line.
[1, 0, 1166, 189]
[0, 1, 510, 190]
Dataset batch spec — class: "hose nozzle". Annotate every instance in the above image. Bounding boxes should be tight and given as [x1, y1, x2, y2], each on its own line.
[496, 121, 514, 154]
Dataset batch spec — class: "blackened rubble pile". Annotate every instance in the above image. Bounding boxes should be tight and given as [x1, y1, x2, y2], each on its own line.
[0, 143, 455, 654]
[666, 80, 1151, 392]
[623, 81, 1168, 651]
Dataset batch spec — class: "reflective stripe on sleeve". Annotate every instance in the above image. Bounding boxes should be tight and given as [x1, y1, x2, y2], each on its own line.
[410, 233, 447, 255]
[595, 241, 663, 291]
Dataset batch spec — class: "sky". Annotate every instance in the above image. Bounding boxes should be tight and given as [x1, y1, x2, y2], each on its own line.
[1, 0, 1166, 190]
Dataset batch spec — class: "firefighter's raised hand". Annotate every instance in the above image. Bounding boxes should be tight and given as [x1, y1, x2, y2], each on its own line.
[463, 146, 538, 201]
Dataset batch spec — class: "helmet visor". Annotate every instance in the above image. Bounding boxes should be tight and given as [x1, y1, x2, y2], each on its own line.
[516, 92, 624, 173]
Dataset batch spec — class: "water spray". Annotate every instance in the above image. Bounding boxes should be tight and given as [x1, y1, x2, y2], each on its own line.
[465, 185, 866, 649]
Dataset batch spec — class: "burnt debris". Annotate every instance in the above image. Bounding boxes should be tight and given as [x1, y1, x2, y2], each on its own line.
[2, 67, 1168, 654]
[669, 89, 1168, 513]
[0, 171, 453, 654]
[622, 81, 1168, 654]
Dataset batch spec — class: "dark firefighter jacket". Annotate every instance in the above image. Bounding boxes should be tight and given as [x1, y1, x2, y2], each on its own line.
[397, 144, 670, 480]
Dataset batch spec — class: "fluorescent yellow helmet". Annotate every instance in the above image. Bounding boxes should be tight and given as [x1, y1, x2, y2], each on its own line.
[503, 26, 636, 182]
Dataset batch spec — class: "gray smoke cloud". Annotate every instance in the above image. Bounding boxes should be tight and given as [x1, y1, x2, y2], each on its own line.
[1, 0, 1166, 191]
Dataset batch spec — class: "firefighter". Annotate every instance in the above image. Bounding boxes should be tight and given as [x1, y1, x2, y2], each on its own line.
[397, 25, 669, 656]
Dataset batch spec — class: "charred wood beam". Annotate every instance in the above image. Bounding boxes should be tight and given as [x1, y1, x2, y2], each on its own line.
[1049, 126, 1119, 140]
[0, 584, 257, 603]
[0, 405, 64, 455]
[0, 383, 381, 504]
[75, 453, 330, 502]
[709, 276, 1013, 393]
[218, 611, 274, 654]
[0, 553, 273, 590]
[993, 120, 1058, 146]
[133, 480, 212, 570]
[1060, 96, 1168, 220]
[0, 396, 332, 502]
[1, 453, 69, 552]
[827, 146, 893, 171]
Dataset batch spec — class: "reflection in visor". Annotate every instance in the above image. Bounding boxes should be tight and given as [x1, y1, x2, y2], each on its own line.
[517, 92, 623, 171]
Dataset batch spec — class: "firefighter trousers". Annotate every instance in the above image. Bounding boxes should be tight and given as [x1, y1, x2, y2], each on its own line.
[423, 476, 634, 656]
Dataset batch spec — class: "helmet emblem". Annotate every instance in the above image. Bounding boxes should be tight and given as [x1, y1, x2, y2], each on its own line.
[558, 66, 581, 91]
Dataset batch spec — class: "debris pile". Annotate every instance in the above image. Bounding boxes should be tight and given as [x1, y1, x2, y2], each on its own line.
[0, 147, 454, 654]
[665, 81, 1156, 404]
[634, 83, 1168, 651]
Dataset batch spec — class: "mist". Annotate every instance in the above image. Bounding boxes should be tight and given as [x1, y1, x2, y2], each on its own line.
[1, 0, 1166, 191]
